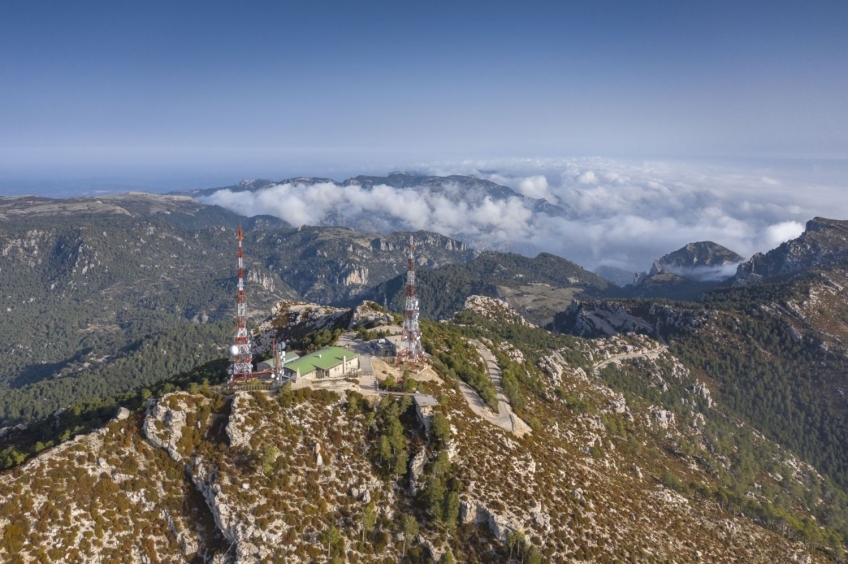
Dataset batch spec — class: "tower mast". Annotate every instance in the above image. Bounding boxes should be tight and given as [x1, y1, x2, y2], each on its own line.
[400, 235, 423, 365]
[231, 225, 253, 382]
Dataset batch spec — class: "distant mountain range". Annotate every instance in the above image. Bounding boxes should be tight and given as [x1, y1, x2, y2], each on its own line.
[180, 172, 570, 220]
[179, 172, 571, 255]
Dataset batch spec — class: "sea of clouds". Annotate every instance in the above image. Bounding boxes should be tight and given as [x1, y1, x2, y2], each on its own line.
[200, 158, 848, 280]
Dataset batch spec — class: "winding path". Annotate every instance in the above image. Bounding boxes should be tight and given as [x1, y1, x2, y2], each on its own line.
[592, 345, 668, 377]
[466, 339, 532, 436]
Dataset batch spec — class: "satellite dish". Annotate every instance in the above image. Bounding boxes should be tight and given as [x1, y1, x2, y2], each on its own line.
[279, 341, 286, 350]
[229, 345, 239, 356]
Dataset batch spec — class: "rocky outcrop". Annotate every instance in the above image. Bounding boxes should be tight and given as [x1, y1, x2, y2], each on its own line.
[536, 354, 565, 386]
[659, 242, 743, 269]
[552, 300, 656, 337]
[371, 238, 395, 252]
[246, 268, 277, 292]
[339, 264, 369, 286]
[226, 393, 249, 449]
[460, 295, 534, 327]
[735, 217, 848, 284]
[496, 341, 525, 363]
[409, 449, 428, 495]
[693, 382, 713, 408]
[459, 499, 524, 542]
[651, 408, 675, 429]
[552, 299, 711, 339]
[347, 300, 394, 329]
[142, 395, 189, 462]
[609, 394, 627, 414]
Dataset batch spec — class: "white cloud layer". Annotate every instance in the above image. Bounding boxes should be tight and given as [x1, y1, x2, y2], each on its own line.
[201, 158, 848, 278]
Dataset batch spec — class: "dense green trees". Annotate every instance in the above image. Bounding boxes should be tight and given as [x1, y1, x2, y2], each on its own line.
[375, 396, 411, 480]
[0, 358, 229, 472]
[0, 322, 233, 423]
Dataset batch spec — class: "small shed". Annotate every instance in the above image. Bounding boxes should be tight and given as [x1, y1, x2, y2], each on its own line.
[412, 394, 439, 434]
[370, 338, 396, 357]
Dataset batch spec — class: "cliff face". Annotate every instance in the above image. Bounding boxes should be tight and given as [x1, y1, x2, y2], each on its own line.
[550, 299, 710, 339]
[736, 217, 848, 283]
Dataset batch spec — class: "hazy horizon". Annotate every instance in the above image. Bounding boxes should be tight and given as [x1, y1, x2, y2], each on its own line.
[2, 0, 846, 272]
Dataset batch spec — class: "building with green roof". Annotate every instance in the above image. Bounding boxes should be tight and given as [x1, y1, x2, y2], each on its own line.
[256, 351, 300, 372]
[282, 346, 360, 381]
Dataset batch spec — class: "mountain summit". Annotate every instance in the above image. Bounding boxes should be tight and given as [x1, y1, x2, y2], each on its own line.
[629, 241, 744, 297]
[657, 241, 744, 269]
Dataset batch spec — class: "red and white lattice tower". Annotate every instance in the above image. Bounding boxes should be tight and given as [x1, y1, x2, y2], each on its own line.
[230, 226, 253, 382]
[399, 235, 424, 365]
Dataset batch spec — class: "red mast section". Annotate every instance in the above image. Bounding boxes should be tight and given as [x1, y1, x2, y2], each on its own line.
[399, 235, 424, 365]
[231, 226, 253, 382]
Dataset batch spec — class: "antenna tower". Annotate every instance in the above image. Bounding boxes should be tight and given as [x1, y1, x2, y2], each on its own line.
[231, 226, 253, 382]
[399, 235, 424, 365]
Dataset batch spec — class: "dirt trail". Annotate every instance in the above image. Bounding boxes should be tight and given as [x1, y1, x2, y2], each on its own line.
[592, 345, 668, 377]
[465, 339, 531, 436]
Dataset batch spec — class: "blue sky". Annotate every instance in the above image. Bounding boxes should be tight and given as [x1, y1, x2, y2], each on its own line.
[0, 0, 846, 188]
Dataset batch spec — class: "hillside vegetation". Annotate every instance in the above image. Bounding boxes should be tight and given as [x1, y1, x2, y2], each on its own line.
[1, 301, 843, 562]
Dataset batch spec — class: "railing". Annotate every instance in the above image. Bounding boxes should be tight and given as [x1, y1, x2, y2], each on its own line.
[219, 379, 285, 393]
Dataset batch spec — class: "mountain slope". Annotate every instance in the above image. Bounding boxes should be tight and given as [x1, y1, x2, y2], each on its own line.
[553, 269, 848, 502]
[0, 192, 289, 231]
[185, 172, 569, 218]
[0, 305, 844, 562]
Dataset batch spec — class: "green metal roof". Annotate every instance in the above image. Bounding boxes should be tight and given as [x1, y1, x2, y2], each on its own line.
[259, 351, 299, 368]
[284, 347, 357, 375]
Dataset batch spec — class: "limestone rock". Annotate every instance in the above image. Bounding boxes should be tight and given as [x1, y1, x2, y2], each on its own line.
[142, 394, 189, 462]
[537, 355, 564, 386]
[409, 449, 428, 495]
[497, 341, 525, 363]
[693, 381, 713, 408]
[226, 393, 250, 449]
[348, 300, 394, 329]
[608, 394, 627, 414]
[459, 295, 534, 327]
[652, 408, 675, 429]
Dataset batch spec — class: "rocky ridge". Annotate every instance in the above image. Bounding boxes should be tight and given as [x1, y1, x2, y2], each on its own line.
[458, 295, 534, 327]
[658, 241, 744, 269]
[551, 299, 712, 339]
[736, 217, 848, 284]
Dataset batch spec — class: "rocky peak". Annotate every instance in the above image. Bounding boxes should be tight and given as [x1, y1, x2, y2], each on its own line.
[459, 295, 534, 327]
[633, 242, 744, 286]
[735, 217, 848, 284]
[658, 241, 744, 269]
